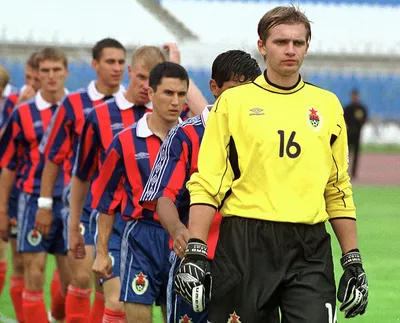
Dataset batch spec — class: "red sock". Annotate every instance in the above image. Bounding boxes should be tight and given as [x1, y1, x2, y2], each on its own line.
[50, 269, 65, 320]
[10, 276, 25, 323]
[90, 292, 105, 323]
[22, 289, 48, 323]
[0, 261, 7, 295]
[65, 285, 91, 323]
[102, 308, 126, 323]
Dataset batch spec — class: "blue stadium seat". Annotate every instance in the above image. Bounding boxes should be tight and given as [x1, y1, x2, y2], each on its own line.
[2, 60, 399, 120]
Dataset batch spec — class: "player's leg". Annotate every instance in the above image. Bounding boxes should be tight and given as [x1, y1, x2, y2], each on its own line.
[279, 223, 336, 323]
[9, 238, 25, 323]
[209, 217, 280, 323]
[101, 216, 126, 322]
[120, 219, 170, 323]
[65, 207, 95, 323]
[0, 240, 7, 295]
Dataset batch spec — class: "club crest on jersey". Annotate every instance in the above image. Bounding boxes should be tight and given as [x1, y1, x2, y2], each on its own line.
[308, 107, 322, 130]
[179, 314, 193, 323]
[132, 272, 148, 295]
[228, 311, 241, 323]
[27, 229, 42, 246]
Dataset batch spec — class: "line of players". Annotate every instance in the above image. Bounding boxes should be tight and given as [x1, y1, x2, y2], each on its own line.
[0, 38, 261, 323]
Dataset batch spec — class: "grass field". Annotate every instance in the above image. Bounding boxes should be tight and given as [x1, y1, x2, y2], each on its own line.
[0, 186, 399, 322]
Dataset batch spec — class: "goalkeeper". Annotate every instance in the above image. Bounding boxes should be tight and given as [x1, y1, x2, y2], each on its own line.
[174, 5, 368, 323]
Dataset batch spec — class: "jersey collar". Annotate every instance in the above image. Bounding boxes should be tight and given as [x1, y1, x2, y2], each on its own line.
[253, 70, 305, 94]
[35, 89, 68, 111]
[115, 91, 153, 111]
[201, 105, 213, 127]
[136, 113, 183, 138]
[2, 84, 13, 97]
[87, 80, 125, 101]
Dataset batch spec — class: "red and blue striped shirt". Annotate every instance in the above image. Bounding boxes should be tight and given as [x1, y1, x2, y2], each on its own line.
[140, 107, 222, 259]
[40, 81, 125, 177]
[91, 114, 179, 222]
[0, 91, 68, 196]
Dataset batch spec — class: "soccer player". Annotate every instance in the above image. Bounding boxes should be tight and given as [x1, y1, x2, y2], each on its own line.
[0, 47, 70, 323]
[0, 52, 41, 130]
[139, 50, 262, 323]
[175, 5, 369, 323]
[71, 46, 165, 322]
[92, 62, 189, 323]
[0, 53, 42, 323]
[37, 38, 126, 323]
[0, 65, 10, 109]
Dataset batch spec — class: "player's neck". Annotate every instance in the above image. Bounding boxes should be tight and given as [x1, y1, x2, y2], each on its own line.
[266, 69, 300, 88]
[147, 112, 178, 141]
[95, 80, 120, 96]
[40, 88, 66, 105]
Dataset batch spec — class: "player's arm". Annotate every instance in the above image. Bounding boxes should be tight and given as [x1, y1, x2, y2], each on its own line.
[0, 111, 22, 240]
[69, 113, 100, 245]
[187, 96, 234, 243]
[0, 96, 15, 133]
[91, 137, 125, 278]
[326, 98, 368, 318]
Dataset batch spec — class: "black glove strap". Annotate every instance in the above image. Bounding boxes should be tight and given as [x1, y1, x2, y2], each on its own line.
[185, 238, 208, 259]
[341, 250, 362, 269]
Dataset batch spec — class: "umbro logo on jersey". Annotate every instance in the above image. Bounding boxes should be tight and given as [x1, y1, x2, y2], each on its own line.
[33, 120, 43, 128]
[135, 152, 149, 160]
[111, 123, 124, 131]
[249, 108, 264, 116]
[83, 108, 93, 115]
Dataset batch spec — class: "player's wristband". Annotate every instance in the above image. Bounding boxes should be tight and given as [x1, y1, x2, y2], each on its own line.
[38, 197, 53, 210]
[185, 238, 208, 259]
[341, 249, 362, 269]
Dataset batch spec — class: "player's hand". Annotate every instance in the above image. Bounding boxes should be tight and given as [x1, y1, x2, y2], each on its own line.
[35, 208, 53, 237]
[17, 85, 36, 104]
[337, 249, 368, 318]
[92, 252, 113, 280]
[174, 238, 212, 312]
[0, 210, 10, 241]
[163, 42, 181, 64]
[69, 228, 86, 259]
[172, 226, 189, 259]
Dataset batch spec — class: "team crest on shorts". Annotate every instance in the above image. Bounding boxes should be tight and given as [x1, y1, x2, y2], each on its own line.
[132, 272, 148, 295]
[307, 107, 322, 131]
[10, 218, 18, 235]
[27, 229, 42, 246]
[79, 223, 85, 236]
[227, 311, 241, 323]
[179, 314, 193, 323]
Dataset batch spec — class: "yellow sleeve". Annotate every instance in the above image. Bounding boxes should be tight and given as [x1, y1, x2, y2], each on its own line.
[325, 98, 356, 219]
[187, 95, 234, 209]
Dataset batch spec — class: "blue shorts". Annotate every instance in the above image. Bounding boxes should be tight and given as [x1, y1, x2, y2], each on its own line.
[17, 193, 67, 254]
[120, 219, 170, 305]
[168, 252, 209, 323]
[65, 205, 97, 248]
[8, 186, 20, 238]
[95, 212, 126, 282]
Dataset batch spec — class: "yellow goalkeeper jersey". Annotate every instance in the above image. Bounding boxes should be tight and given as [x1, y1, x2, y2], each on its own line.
[187, 73, 356, 224]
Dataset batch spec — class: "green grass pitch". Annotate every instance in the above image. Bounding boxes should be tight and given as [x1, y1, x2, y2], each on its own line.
[0, 186, 399, 322]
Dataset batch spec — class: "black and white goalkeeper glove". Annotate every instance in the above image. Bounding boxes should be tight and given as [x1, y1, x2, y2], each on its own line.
[337, 249, 368, 318]
[174, 238, 212, 312]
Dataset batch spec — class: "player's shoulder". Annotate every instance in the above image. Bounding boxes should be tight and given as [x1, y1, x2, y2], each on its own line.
[6, 92, 19, 104]
[304, 82, 340, 102]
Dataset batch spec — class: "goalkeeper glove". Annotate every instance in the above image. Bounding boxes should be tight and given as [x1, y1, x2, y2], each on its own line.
[174, 238, 212, 312]
[337, 249, 368, 318]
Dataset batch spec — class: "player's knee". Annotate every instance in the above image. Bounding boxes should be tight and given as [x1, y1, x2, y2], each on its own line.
[24, 263, 45, 289]
[105, 296, 125, 312]
[125, 303, 152, 323]
[71, 270, 92, 289]
[12, 255, 24, 276]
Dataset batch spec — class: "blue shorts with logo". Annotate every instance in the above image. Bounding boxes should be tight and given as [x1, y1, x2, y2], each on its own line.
[17, 193, 68, 254]
[168, 252, 209, 323]
[120, 219, 170, 305]
[95, 212, 126, 282]
[8, 186, 20, 238]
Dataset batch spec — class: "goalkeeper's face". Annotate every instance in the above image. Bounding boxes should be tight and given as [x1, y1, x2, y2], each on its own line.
[257, 23, 309, 78]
